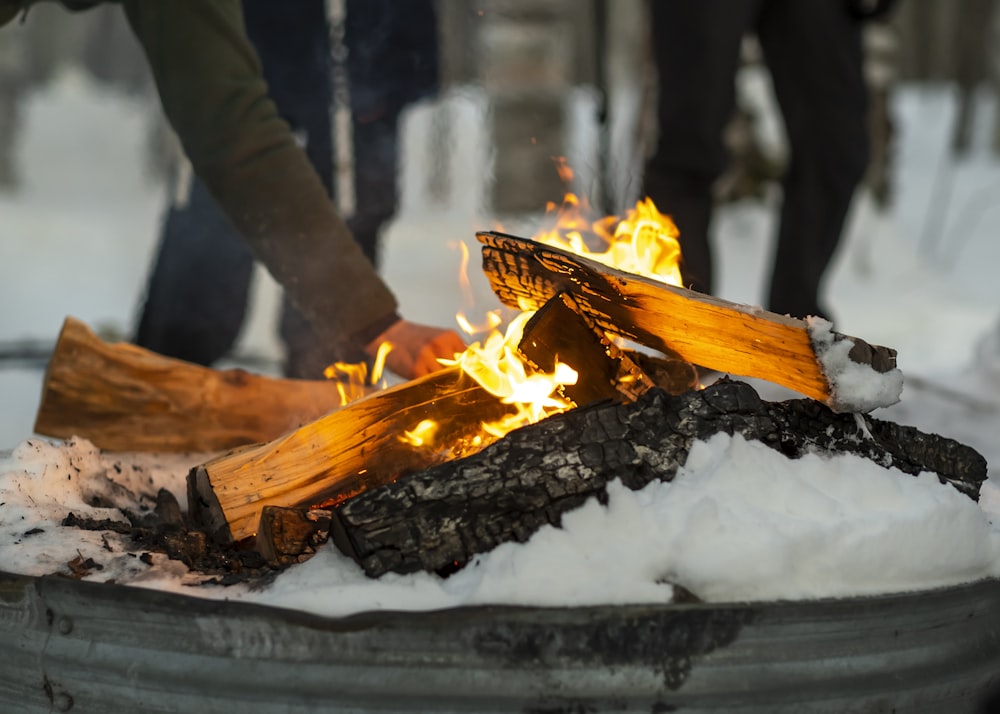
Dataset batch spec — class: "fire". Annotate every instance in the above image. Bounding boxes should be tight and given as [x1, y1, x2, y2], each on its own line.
[312, 159, 682, 453]
[323, 181, 683, 465]
[534, 160, 684, 287]
[440, 310, 578, 441]
[396, 167, 684, 453]
[400, 419, 439, 447]
[323, 340, 393, 406]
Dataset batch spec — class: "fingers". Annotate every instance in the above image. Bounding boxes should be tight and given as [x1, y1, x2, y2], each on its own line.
[413, 330, 466, 377]
[365, 319, 466, 380]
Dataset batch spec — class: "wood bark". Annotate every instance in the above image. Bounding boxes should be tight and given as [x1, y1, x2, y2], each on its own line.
[33, 317, 352, 452]
[478, 230, 898, 410]
[330, 379, 987, 577]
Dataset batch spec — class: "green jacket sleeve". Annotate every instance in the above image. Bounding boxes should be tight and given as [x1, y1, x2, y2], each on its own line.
[121, 0, 399, 353]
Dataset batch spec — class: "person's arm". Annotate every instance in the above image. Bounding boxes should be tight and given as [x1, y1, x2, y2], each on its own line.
[121, 0, 404, 356]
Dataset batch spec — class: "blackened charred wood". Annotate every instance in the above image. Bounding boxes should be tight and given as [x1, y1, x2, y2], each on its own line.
[518, 293, 657, 405]
[256, 506, 332, 567]
[330, 380, 987, 577]
[519, 293, 698, 402]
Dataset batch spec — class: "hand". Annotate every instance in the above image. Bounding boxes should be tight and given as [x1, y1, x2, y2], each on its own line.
[365, 319, 466, 380]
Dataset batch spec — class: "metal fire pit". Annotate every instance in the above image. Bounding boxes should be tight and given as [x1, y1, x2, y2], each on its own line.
[1, 571, 999, 713]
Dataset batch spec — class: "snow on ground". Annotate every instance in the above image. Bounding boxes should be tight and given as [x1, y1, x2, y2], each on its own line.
[2, 71, 1000, 616]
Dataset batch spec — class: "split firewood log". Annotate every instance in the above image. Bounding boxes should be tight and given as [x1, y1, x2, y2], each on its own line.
[478, 230, 901, 412]
[33, 317, 353, 452]
[518, 292, 697, 403]
[190, 294, 663, 544]
[330, 379, 987, 577]
[188, 366, 507, 544]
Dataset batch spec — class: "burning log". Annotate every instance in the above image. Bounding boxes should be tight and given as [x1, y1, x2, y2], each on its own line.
[518, 292, 697, 403]
[188, 366, 506, 544]
[33, 317, 351, 452]
[478, 230, 900, 412]
[330, 380, 987, 577]
[189, 295, 659, 545]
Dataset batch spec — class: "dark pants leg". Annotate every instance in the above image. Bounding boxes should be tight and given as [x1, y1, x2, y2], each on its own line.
[134, 178, 255, 365]
[642, 1, 757, 294]
[757, 0, 870, 319]
[136, 0, 338, 373]
[349, 114, 401, 267]
[276, 102, 404, 379]
[280, 0, 438, 379]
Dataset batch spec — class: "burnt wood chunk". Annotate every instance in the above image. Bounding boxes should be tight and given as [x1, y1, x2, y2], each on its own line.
[256, 506, 332, 566]
[477, 230, 898, 411]
[330, 380, 986, 578]
[33, 317, 351, 452]
[518, 293, 657, 405]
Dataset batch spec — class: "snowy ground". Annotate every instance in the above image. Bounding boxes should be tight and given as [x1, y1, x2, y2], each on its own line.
[2, 71, 1000, 615]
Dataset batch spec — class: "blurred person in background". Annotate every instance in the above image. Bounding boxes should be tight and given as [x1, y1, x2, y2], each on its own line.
[136, 0, 441, 378]
[0, 0, 464, 379]
[642, 0, 897, 321]
[0, 21, 26, 189]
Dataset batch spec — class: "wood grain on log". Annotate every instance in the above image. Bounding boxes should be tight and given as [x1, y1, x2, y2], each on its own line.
[478, 231, 898, 410]
[189, 293, 652, 545]
[33, 317, 350, 452]
[330, 380, 986, 577]
[188, 366, 513, 544]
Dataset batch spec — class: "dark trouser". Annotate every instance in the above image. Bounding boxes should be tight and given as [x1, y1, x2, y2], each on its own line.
[134, 174, 394, 376]
[277, 114, 403, 378]
[642, 0, 870, 320]
[134, 0, 436, 378]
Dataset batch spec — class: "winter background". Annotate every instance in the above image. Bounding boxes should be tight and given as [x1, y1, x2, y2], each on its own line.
[2, 13, 1000, 617]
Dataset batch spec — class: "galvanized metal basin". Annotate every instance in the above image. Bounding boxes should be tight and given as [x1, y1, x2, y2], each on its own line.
[1, 571, 998, 713]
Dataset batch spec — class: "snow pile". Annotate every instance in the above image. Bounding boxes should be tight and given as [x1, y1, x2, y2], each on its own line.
[1, 429, 997, 620]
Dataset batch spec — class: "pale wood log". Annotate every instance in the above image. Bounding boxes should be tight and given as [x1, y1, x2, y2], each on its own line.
[188, 366, 508, 544]
[189, 293, 649, 545]
[33, 317, 350, 452]
[478, 231, 897, 409]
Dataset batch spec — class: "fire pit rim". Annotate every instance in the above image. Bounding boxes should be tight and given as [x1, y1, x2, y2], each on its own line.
[2, 570, 999, 713]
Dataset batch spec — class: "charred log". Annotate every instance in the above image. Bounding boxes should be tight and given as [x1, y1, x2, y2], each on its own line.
[478, 230, 899, 411]
[330, 379, 987, 577]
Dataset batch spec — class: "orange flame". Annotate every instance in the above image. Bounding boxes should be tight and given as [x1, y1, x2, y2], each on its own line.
[443, 310, 578, 432]
[400, 166, 684, 453]
[534, 191, 684, 286]
[323, 340, 393, 406]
